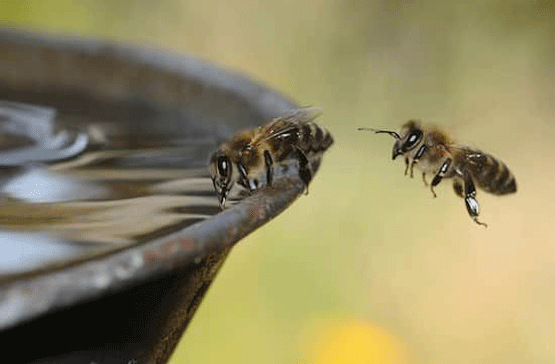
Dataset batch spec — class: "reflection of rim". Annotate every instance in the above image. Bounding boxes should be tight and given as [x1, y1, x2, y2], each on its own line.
[0, 102, 89, 166]
[0, 29, 330, 364]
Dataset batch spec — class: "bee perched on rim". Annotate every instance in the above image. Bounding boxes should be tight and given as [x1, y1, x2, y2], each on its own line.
[210, 108, 333, 208]
[359, 121, 517, 227]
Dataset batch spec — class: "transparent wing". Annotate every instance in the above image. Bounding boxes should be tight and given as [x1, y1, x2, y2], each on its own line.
[250, 107, 322, 146]
[444, 143, 490, 173]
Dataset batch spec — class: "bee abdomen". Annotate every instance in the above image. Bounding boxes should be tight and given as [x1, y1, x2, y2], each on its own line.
[305, 122, 333, 154]
[266, 121, 333, 162]
[471, 153, 517, 195]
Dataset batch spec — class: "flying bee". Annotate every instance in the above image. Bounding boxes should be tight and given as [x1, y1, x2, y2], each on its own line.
[210, 108, 333, 208]
[358, 121, 517, 227]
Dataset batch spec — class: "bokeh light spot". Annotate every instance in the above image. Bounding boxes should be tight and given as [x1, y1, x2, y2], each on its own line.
[306, 318, 407, 364]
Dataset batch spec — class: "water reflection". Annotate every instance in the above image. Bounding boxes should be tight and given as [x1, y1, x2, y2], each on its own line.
[0, 100, 220, 273]
[3, 167, 108, 203]
[0, 232, 83, 274]
[0, 101, 88, 166]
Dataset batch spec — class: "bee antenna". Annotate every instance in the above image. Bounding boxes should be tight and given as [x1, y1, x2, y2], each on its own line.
[357, 127, 401, 140]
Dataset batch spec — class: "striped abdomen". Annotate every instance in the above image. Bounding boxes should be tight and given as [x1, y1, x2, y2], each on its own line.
[300, 121, 334, 155]
[267, 121, 333, 161]
[466, 151, 517, 195]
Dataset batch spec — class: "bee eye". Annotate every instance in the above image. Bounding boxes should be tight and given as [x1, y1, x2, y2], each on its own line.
[217, 156, 230, 177]
[404, 130, 422, 150]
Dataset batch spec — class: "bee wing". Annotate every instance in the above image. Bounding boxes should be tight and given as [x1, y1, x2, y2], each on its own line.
[445, 143, 489, 167]
[276, 106, 323, 122]
[250, 107, 322, 146]
[461, 150, 492, 176]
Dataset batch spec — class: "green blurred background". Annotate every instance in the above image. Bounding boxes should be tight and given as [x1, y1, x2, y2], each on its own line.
[3, 1, 555, 363]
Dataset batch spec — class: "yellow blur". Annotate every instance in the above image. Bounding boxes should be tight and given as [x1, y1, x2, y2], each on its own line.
[305, 318, 406, 364]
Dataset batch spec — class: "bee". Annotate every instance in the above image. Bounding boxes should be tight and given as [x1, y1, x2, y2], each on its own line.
[359, 121, 517, 227]
[210, 108, 333, 208]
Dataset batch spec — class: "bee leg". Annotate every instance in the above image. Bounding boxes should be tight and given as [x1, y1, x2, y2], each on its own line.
[410, 144, 427, 179]
[404, 157, 409, 176]
[237, 162, 254, 193]
[264, 150, 274, 186]
[294, 146, 311, 194]
[422, 172, 428, 187]
[462, 170, 488, 227]
[430, 157, 452, 198]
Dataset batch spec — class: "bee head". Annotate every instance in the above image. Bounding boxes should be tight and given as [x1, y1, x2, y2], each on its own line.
[210, 152, 233, 208]
[392, 120, 423, 160]
[358, 121, 423, 160]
